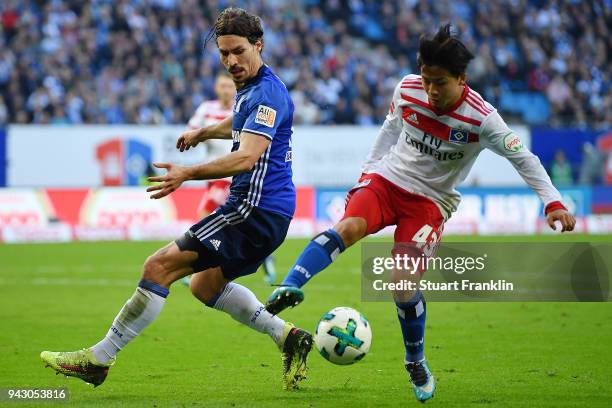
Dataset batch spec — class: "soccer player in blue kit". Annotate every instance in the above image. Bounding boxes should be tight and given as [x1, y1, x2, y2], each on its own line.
[41, 8, 312, 391]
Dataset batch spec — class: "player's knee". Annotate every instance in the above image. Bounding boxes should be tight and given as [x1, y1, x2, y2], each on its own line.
[189, 278, 212, 304]
[142, 254, 167, 284]
[335, 218, 366, 247]
[189, 269, 227, 307]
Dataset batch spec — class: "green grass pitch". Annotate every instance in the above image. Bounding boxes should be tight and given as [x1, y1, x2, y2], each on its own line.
[1, 235, 611, 407]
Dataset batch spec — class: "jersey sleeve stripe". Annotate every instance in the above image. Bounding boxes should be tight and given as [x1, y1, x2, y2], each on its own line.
[445, 111, 482, 126]
[464, 97, 490, 116]
[466, 96, 491, 114]
[401, 85, 424, 90]
[241, 128, 274, 140]
[466, 92, 492, 114]
[466, 93, 487, 109]
[467, 90, 486, 104]
[400, 92, 431, 111]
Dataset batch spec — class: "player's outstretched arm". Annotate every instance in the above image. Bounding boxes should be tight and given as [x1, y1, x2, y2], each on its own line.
[148, 132, 270, 199]
[479, 112, 577, 232]
[177, 116, 234, 152]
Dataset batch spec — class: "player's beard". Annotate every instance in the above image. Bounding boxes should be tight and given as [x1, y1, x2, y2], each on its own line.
[229, 67, 247, 87]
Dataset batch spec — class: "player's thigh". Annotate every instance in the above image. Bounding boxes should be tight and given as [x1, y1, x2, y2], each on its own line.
[142, 241, 199, 285]
[394, 197, 445, 251]
[342, 175, 396, 237]
[392, 201, 444, 301]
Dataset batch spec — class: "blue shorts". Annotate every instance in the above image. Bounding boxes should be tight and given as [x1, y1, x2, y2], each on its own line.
[175, 201, 291, 280]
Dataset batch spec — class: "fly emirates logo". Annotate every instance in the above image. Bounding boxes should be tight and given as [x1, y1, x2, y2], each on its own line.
[405, 132, 465, 161]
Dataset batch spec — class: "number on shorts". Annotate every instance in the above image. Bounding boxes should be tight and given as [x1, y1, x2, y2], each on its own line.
[411, 224, 439, 257]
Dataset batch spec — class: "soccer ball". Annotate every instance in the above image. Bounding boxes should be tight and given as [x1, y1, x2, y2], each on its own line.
[314, 306, 372, 365]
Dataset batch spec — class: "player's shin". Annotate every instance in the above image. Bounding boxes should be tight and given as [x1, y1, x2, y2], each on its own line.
[395, 290, 426, 363]
[281, 229, 346, 288]
[208, 282, 285, 345]
[91, 279, 169, 363]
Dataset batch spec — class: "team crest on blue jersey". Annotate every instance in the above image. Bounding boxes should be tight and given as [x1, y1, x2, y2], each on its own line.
[449, 128, 469, 144]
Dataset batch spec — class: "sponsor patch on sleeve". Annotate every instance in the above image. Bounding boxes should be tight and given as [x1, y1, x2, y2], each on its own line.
[254, 105, 277, 128]
[503, 133, 524, 153]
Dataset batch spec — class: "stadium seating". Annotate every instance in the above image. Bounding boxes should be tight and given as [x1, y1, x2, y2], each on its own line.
[0, 0, 608, 128]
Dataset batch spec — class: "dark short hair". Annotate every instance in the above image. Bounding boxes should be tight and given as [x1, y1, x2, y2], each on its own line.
[417, 24, 474, 77]
[214, 8, 264, 45]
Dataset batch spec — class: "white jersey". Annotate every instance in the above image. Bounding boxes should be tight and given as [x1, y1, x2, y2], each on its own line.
[364, 74, 562, 219]
[188, 100, 233, 161]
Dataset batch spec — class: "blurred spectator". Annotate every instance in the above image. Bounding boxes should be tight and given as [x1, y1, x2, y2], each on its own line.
[546, 74, 572, 126]
[0, 0, 609, 127]
[0, 95, 8, 125]
[550, 149, 573, 186]
[578, 142, 603, 185]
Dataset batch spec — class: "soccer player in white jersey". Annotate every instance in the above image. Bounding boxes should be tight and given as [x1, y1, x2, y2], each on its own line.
[266, 24, 576, 402]
[186, 72, 277, 284]
[189, 72, 235, 216]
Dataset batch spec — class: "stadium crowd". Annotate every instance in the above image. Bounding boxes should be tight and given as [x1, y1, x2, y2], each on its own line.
[0, 0, 609, 128]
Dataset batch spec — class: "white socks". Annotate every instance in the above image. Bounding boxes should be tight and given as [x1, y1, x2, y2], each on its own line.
[91, 283, 168, 364]
[90, 281, 284, 364]
[212, 282, 285, 345]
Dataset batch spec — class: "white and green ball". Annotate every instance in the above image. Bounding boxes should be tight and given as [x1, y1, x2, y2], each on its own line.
[314, 306, 372, 365]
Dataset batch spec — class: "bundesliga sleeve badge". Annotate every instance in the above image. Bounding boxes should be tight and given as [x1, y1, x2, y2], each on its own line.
[255, 105, 277, 128]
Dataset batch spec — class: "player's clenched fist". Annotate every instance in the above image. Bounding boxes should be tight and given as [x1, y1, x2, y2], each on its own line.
[546, 209, 576, 232]
[176, 128, 207, 152]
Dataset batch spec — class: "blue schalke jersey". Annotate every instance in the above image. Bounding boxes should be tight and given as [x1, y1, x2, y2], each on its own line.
[228, 65, 295, 219]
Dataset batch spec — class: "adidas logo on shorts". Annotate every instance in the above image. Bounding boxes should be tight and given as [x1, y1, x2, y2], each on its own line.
[209, 239, 221, 251]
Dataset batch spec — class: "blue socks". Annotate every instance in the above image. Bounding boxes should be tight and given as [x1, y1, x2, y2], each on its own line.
[396, 291, 426, 363]
[281, 229, 346, 288]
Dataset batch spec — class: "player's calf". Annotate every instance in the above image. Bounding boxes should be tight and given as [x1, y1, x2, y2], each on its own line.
[192, 277, 312, 389]
[333, 217, 368, 247]
[267, 222, 364, 315]
[279, 229, 347, 289]
[40, 241, 196, 386]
